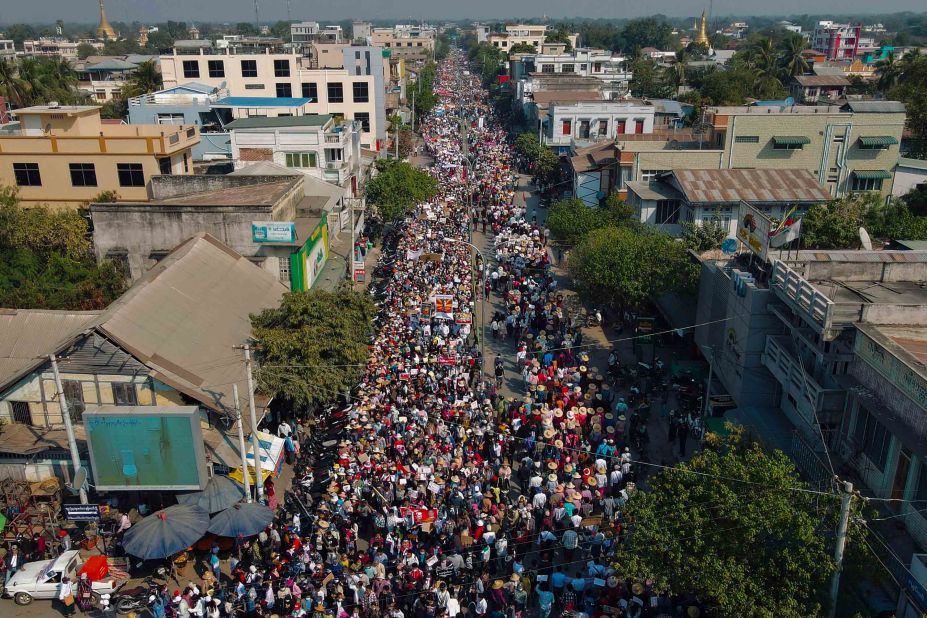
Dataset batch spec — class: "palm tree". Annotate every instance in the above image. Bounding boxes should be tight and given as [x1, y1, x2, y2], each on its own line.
[124, 60, 163, 97]
[663, 52, 689, 96]
[0, 58, 31, 107]
[780, 33, 809, 78]
[874, 52, 900, 93]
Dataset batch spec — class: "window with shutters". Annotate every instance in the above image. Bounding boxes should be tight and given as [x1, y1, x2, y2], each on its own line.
[63, 380, 85, 420]
[112, 382, 138, 406]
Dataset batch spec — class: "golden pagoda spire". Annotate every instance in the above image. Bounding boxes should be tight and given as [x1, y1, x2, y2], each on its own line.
[96, 0, 116, 40]
[695, 10, 710, 46]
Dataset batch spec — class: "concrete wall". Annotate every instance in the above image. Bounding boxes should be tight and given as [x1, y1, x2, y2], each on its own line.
[802, 259, 927, 283]
[893, 161, 927, 197]
[694, 261, 781, 406]
[91, 203, 292, 281]
[150, 173, 300, 199]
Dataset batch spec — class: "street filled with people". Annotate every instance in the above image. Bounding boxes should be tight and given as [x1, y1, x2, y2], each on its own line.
[94, 51, 708, 618]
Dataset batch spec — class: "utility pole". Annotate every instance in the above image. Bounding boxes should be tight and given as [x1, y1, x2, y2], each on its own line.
[49, 355, 88, 505]
[253, 0, 260, 28]
[232, 384, 252, 503]
[828, 480, 854, 618]
[411, 89, 416, 133]
[241, 344, 265, 501]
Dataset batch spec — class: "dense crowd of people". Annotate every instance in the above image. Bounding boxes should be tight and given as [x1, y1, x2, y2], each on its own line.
[145, 51, 706, 618]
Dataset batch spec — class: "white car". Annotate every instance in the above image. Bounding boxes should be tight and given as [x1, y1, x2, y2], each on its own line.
[2, 550, 124, 606]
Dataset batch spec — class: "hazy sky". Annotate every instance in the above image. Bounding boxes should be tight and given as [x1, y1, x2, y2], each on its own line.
[1, 0, 924, 25]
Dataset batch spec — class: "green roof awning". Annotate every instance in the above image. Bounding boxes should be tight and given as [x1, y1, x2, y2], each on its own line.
[853, 169, 892, 180]
[859, 135, 898, 146]
[772, 135, 812, 145]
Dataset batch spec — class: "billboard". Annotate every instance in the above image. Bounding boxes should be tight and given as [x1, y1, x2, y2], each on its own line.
[84, 407, 208, 491]
[252, 221, 296, 243]
[736, 201, 773, 261]
[289, 213, 329, 291]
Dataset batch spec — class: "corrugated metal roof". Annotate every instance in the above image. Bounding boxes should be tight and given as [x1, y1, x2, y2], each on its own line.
[90, 233, 288, 426]
[626, 180, 683, 201]
[670, 169, 831, 204]
[793, 74, 850, 87]
[0, 310, 101, 391]
[0, 424, 87, 456]
[899, 158, 927, 172]
[843, 100, 906, 113]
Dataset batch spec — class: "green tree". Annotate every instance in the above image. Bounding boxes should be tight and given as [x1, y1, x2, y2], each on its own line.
[547, 198, 611, 245]
[366, 160, 439, 222]
[629, 55, 671, 99]
[514, 132, 542, 162]
[888, 54, 927, 157]
[620, 17, 672, 52]
[76, 42, 97, 59]
[779, 33, 809, 78]
[0, 58, 31, 107]
[250, 288, 375, 413]
[801, 196, 879, 249]
[680, 215, 728, 252]
[121, 60, 163, 98]
[618, 426, 859, 617]
[535, 148, 562, 188]
[604, 192, 634, 222]
[568, 226, 695, 312]
[0, 188, 126, 310]
[507, 42, 537, 55]
[544, 28, 573, 52]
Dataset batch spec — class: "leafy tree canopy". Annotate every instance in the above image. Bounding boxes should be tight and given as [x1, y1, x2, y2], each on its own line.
[0, 187, 126, 310]
[366, 160, 439, 222]
[618, 426, 855, 617]
[681, 214, 728, 252]
[620, 17, 673, 52]
[547, 196, 634, 245]
[251, 288, 375, 413]
[568, 226, 696, 311]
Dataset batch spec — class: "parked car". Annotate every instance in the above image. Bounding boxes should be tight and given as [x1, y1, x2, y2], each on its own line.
[2, 550, 125, 606]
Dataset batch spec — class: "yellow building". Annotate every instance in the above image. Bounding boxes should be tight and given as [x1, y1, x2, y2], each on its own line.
[611, 102, 906, 200]
[0, 105, 199, 209]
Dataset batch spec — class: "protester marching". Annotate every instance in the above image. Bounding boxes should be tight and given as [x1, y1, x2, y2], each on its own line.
[143, 49, 706, 618]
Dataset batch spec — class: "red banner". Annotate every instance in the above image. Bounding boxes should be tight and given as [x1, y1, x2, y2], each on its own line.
[438, 355, 457, 365]
[400, 507, 438, 524]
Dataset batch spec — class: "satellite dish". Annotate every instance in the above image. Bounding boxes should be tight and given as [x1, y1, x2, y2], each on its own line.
[68, 467, 88, 494]
[859, 227, 873, 250]
[721, 238, 738, 255]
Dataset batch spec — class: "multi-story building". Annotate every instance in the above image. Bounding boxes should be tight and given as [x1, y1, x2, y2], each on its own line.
[0, 105, 198, 209]
[74, 56, 156, 103]
[290, 21, 321, 45]
[127, 83, 231, 161]
[812, 21, 862, 61]
[352, 21, 372, 43]
[22, 38, 103, 61]
[513, 46, 632, 92]
[693, 249, 927, 498]
[0, 40, 16, 59]
[227, 114, 361, 192]
[371, 25, 436, 61]
[488, 24, 579, 52]
[612, 102, 906, 201]
[473, 23, 491, 43]
[159, 44, 386, 150]
[543, 101, 655, 151]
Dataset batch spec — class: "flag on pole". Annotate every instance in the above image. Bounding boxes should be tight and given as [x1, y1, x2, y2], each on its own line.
[769, 208, 802, 248]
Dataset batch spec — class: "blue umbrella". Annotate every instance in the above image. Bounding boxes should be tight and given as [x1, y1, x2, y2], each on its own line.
[177, 475, 246, 513]
[122, 504, 209, 560]
[208, 502, 274, 538]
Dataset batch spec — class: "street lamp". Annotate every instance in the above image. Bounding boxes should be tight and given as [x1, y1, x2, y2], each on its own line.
[699, 344, 717, 440]
[443, 236, 487, 377]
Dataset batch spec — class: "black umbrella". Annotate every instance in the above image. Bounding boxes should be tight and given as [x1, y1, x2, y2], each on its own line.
[122, 505, 209, 559]
[207, 502, 274, 538]
[177, 475, 246, 513]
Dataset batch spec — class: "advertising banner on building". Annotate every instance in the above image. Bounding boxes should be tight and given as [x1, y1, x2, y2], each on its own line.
[84, 407, 208, 491]
[736, 201, 773, 261]
[252, 221, 296, 243]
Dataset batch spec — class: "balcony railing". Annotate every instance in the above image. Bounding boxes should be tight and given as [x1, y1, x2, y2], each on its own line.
[770, 260, 833, 330]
